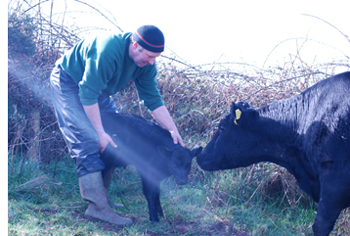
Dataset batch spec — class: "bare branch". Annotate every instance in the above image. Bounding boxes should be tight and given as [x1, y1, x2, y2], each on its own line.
[302, 13, 350, 44]
[72, 0, 123, 33]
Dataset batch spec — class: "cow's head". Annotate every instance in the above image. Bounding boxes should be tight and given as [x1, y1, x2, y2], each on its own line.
[197, 101, 262, 171]
[158, 146, 202, 185]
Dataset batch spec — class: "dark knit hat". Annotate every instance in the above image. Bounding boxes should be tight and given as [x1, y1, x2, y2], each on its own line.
[132, 25, 165, 53]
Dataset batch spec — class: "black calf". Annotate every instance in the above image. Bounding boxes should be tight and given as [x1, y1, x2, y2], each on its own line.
[100, 112, 202, 222]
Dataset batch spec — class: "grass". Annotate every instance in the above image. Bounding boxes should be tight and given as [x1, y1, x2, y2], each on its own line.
[8, 154, 324, 236]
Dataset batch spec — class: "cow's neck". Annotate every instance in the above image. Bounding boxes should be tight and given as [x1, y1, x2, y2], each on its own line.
[258, 95, 301, 133]
[256, 96, 302, 153]
[255, 96, 319, 198]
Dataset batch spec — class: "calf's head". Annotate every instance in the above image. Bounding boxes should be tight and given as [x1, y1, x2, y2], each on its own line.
[197, 102, 262, 171]
[158, 146, 202, 185]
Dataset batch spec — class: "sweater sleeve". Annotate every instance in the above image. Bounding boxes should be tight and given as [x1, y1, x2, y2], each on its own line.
[135, 65, 164, 111]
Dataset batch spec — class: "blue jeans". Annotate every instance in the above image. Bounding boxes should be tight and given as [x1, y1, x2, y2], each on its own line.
[50, 66, 118, 177]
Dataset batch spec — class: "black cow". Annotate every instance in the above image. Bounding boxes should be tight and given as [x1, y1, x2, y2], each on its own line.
[197, 72, 350, 236]
[99, 112, 202, 222]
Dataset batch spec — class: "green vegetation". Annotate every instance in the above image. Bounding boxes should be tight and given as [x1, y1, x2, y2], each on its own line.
[8, 154, 317, 236]
[9, 152, 350, 235]
[7, 0, 350, 235]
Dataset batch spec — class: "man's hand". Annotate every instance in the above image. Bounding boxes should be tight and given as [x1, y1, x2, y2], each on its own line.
[83, 103, 118, 152]
[95, 129, 117, 153]
[151, 106, 184, 147]
[169, 129, 184, 147]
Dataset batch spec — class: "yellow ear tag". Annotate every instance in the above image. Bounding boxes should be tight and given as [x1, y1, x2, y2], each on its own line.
[234, 109, 242, 125]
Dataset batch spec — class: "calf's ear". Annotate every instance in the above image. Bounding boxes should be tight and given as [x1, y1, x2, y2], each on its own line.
[191, 147, 202, 157]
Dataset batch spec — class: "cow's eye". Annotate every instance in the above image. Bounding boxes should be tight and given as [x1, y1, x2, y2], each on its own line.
[219, 125, 224, 131]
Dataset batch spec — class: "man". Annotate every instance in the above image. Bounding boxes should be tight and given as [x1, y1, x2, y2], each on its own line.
[50, 25, 184, 226]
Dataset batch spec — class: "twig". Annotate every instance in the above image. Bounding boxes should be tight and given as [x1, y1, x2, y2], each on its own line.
[72, 0, 123, 33]
[22, 0, 50, 14]
[245, 72, 326, 100]
[302, 13, 350, 44]
[160, 54, 200, 71]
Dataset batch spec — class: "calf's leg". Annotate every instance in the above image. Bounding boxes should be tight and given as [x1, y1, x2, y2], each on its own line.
[155, 191, 163, 218]
[142, 178, 162, 222]
[102, 164, 124, 208]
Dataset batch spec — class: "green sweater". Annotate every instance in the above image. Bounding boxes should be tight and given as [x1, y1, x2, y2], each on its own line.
[56, 32, 163, 111]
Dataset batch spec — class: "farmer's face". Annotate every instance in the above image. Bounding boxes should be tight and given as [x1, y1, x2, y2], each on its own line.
[130, 42, 161, 67]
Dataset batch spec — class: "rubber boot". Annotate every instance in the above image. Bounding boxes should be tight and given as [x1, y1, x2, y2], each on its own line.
[102, 165, 124, 208]
[79, 171, 132, 226]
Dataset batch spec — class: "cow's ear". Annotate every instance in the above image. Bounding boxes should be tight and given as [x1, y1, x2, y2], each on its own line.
[231, 102, 238, 113]
[231, 102, 249, 125]
[157, 145, 173, 158]
[231, 102, 256, 126]
[231, 101, 250, 112]
[234, 109, 242, 125]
